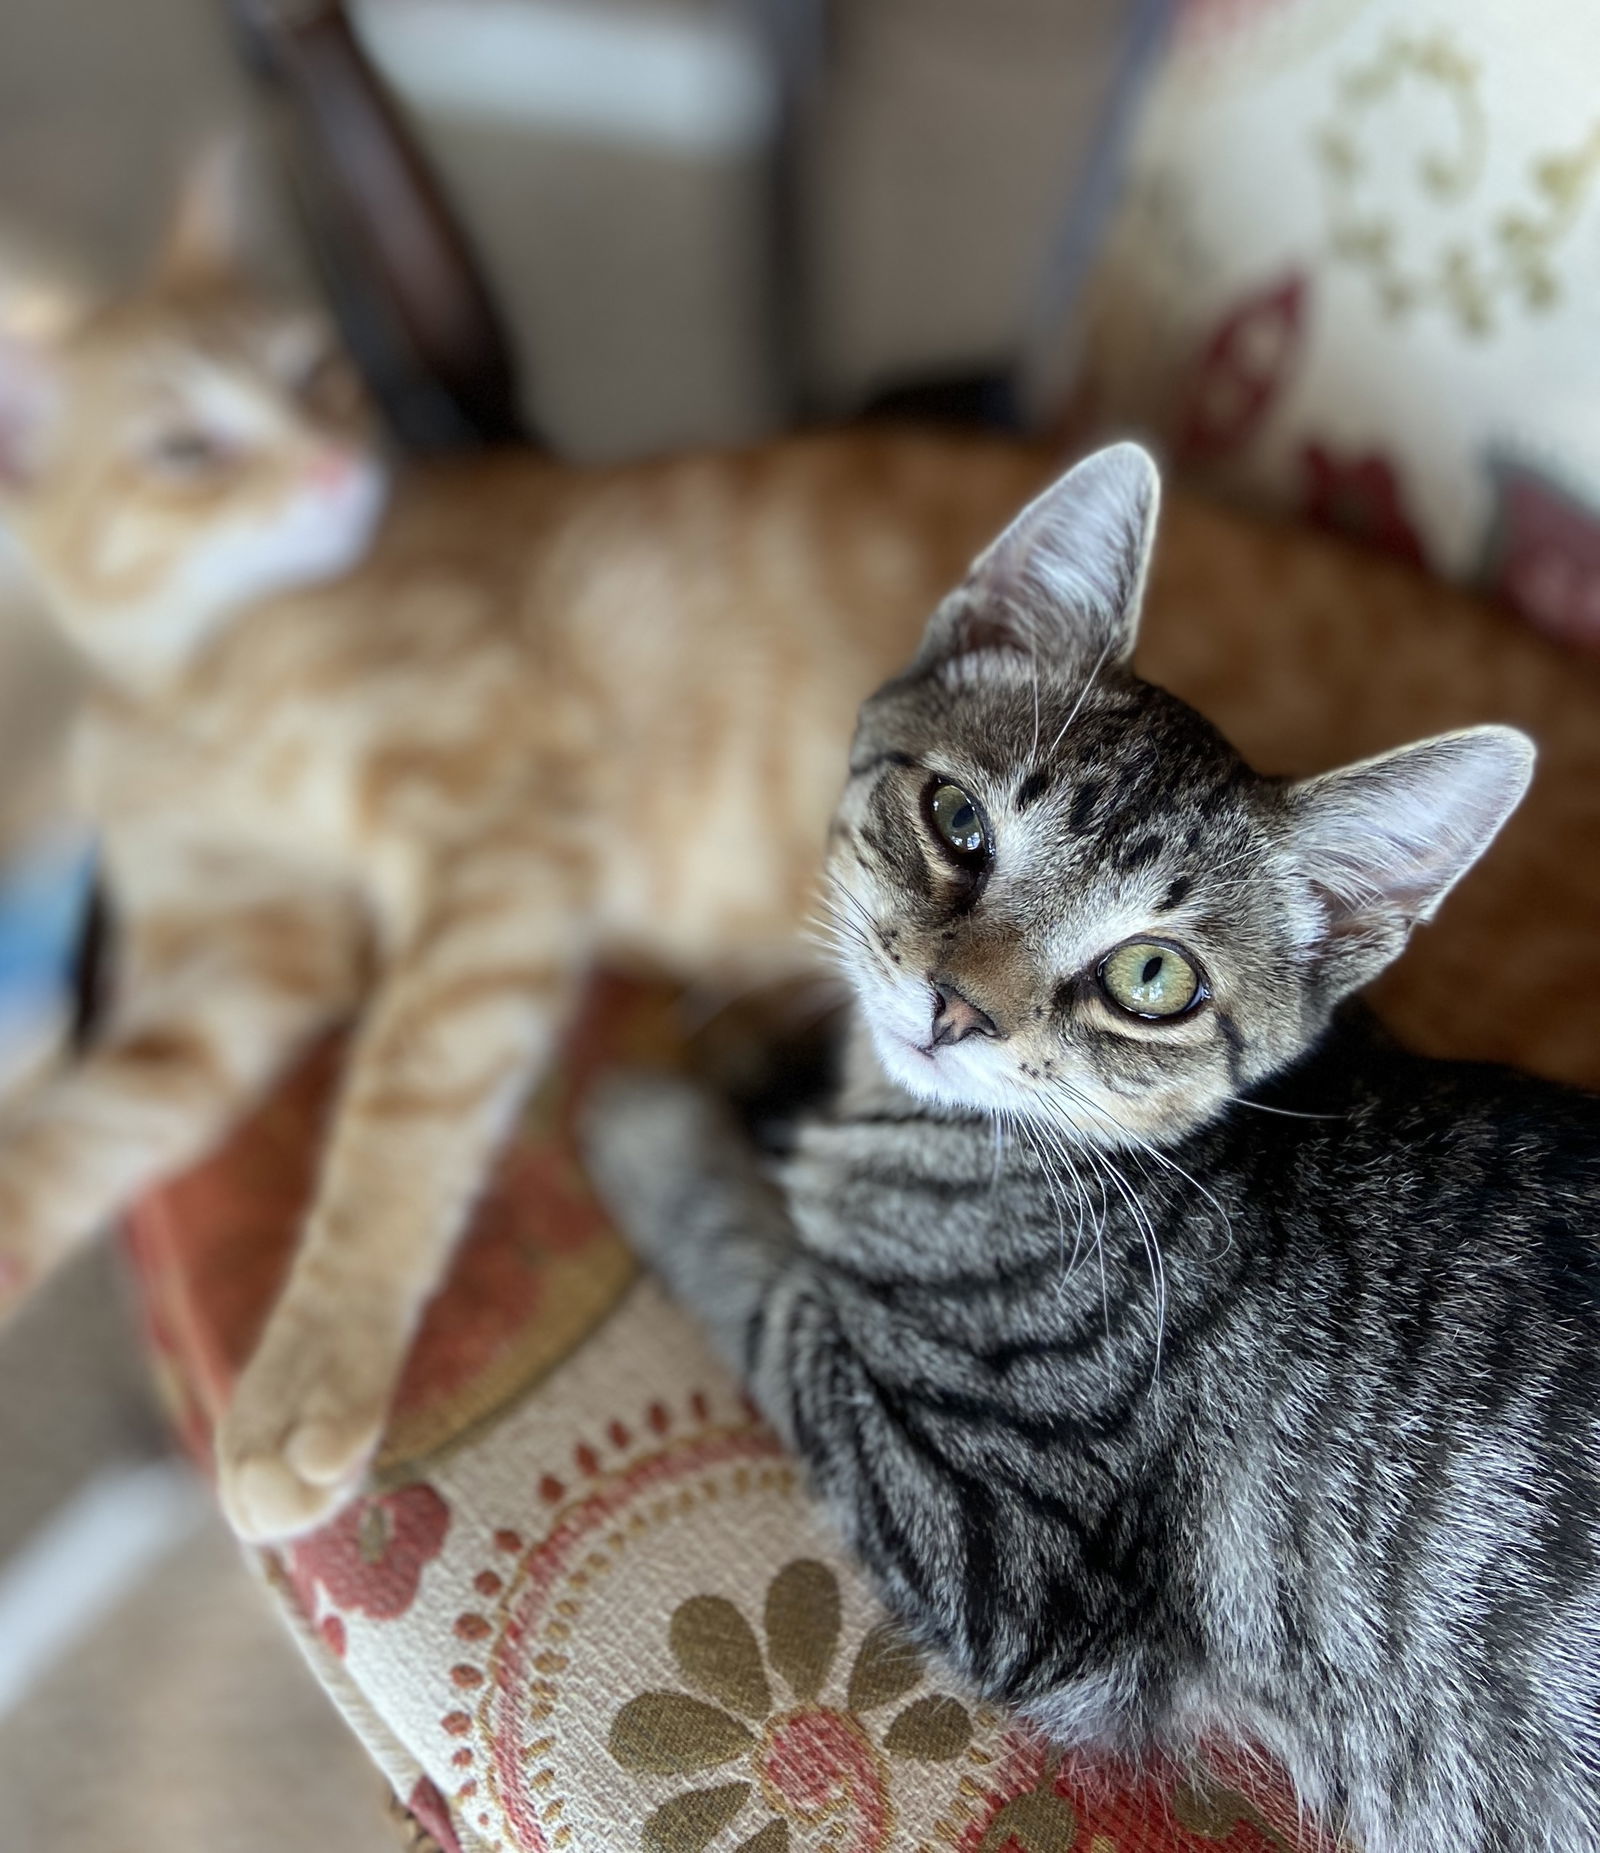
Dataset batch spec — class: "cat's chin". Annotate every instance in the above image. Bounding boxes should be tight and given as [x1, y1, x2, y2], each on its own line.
[860, 1009, 998, 1114]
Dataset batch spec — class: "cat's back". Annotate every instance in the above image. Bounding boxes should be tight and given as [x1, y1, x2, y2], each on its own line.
[1247, 1012, 1600, 1229]
[102, 430, 1050, 915]
[197, 428, 1047, 707]
[1202, 1019, 1600, 1477]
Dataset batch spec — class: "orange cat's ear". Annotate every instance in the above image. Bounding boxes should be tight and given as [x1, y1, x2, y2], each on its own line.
[153, 136, 251, 292]
[0, 262, 83, 490]
[0, 329, 61, 491]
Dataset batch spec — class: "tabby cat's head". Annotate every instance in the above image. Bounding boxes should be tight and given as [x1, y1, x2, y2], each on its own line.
[0, 151, 386, 688]
[827, 444, 1533, 1148]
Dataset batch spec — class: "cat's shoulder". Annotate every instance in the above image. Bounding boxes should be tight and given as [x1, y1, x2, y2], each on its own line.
[1260, 1004, 1600, 1172]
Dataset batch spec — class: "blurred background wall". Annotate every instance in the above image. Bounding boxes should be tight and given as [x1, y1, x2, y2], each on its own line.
[0, 0, 1143, 456]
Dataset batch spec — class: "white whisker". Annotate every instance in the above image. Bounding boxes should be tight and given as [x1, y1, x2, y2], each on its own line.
[1044, 636, 1113, 760]
[1227, 1096, 1345, 1122]
[1027, 1078, 1182, 1378]
[1043, 1078, 1236, 1266]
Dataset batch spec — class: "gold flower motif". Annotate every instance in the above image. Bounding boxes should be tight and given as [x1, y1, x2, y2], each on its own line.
[608, 1559, 973, 1852]
[1315, 28, 1600, 335]
[1173, 1774, 1296, 1850]
[978, 1753, 1079, 1853]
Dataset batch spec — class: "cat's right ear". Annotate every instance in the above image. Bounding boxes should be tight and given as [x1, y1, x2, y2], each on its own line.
[913, 442, 1161, 674]
[0, 326, 65, 493]
[0, 258, 89, 489]
[153, 136, 250, 292]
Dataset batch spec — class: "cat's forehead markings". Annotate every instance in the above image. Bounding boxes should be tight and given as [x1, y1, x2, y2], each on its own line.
[1035, 897, 1161, 977]
[1066, 778, 1106, 833]
[146, 350, 289, 437]
[262, 317, 327, 376]
[1014, 766, 1054, 809]
[1115, 832, 1167, 874]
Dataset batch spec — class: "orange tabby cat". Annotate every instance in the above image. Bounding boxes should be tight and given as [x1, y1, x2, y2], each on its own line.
[0, 170, 1046, 1541]
[1, 163, 1596, 1548]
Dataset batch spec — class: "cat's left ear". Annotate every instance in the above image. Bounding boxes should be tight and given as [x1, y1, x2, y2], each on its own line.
[0, 285, 81, 493]
[0, 329, 59, 492]
[0, 252, 92, 490]
[153, 136, 250, 291]
[1284, 724, 1535, 995]
[0, 330, 59, 490]
[916, 441, 1161, 671]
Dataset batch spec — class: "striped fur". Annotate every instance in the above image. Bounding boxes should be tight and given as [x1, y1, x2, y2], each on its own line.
[586, 449, 1600, 1853]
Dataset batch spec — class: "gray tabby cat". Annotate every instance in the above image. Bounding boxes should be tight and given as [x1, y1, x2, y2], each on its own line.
[584, 445, 1600, 1853]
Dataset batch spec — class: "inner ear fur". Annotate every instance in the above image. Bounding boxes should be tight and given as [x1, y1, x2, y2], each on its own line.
[1285, 723, 1535, 992]
[913, 441, 1162, 674]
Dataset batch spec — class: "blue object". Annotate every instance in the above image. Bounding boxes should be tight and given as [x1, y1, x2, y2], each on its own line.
[0, 829, 97, 1048]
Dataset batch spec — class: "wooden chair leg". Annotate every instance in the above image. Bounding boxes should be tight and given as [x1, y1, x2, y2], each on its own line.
[219, 0, 530, 453]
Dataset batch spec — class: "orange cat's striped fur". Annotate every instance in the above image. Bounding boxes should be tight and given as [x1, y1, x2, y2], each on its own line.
[1, 168, 1597, 1542]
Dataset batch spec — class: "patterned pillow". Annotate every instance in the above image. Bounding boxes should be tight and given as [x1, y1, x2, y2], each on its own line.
[1069, 0, 1600, 651]
[124, 973, 1327, 1853]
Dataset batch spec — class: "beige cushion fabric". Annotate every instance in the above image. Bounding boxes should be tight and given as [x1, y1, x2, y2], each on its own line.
[127, 981, 1322, 1852]
[1072, 0, 1600, 650]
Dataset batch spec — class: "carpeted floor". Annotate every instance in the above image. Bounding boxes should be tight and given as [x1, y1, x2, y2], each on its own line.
[0, 1510, 398, 1853]
[0, 1240, 393, 1853]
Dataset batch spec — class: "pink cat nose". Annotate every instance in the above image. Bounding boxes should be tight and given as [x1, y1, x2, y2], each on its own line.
[929, 981, 999, 1048]
[307, 447, 356, 491]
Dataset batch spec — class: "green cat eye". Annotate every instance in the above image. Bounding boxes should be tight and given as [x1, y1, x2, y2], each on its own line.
[1098, 938, 1202, 1019]
[927, 782, 988, 860]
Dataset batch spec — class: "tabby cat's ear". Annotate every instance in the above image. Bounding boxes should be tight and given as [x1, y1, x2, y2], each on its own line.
[1285, 725, 1535, 993]
[916, 442, 1160, 672]
[153, 137, 250, 291]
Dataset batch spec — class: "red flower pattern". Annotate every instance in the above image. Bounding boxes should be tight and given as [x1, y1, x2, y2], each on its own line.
[406, 1777, 464, 1853]
[1300, 442, 1427, 568]
[289, 1482, 451, 1626]
[1177, 274, 1308, 466]
[1483, 460, 1600, 652]
[961, 1740, 1330, 1852]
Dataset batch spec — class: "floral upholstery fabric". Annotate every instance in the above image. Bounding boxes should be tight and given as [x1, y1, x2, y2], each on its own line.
[1070, 0, 1600, 652]
[124, 975, 1331, 1853]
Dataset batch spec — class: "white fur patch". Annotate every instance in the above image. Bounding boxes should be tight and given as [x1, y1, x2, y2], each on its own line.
[86, 454, 389, 685]
[178, 453, 389, 620]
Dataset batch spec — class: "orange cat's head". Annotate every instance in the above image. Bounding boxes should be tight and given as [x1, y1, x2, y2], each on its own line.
[0, 150, 388, 688]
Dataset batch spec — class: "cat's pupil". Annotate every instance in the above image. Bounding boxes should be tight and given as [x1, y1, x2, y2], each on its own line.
[929, 783, 986, 858]
[1099, 939, 1201, 1018]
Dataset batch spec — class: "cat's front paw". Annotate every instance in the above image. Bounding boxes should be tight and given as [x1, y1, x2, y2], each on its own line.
[216, 1307, 399, 1542]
